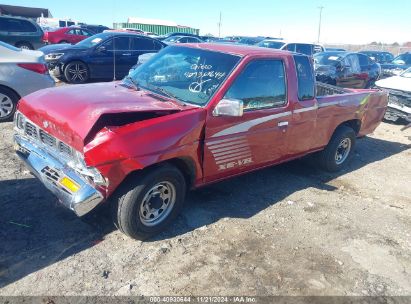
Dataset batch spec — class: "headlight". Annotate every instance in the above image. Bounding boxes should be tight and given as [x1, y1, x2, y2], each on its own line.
[45, 53, 64, 60]
[68, 151, 108, 187]
[15, 112, 26, 129]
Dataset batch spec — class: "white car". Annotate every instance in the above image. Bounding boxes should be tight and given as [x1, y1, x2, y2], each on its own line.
[257, 39, 325, 56]
[0, 41, 55, 122]
[376, 67, 411, 122]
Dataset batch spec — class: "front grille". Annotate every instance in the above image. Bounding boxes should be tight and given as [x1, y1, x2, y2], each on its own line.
[59, 142, 72, 156]
[40, 130, 56, 148]
[25, 122, 38, 139]
[18, 113, 73, 158]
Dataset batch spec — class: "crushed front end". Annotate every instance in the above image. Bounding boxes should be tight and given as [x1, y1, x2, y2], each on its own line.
[13, 112, 107, 216]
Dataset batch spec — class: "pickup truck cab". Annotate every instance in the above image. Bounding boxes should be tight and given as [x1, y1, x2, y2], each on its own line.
[14, 44, 388, 239]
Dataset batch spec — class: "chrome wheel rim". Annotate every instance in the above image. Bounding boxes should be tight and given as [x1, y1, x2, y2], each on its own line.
[335, 138, 351, 165]
[67, 63, 88, 83]
[0, 93, 14, 118]
[19, 45, 30, 50]
[139, 181, 176, 227]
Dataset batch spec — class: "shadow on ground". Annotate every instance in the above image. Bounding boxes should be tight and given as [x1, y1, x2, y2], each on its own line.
[0, 136, 409, 288]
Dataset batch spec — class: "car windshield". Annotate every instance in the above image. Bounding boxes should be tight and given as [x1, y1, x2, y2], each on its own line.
[127, 46, 241, 106]
[392, 53, 411, 65]
[314, 53, 344, 66]
[75, 32, 110, 47]
[400, 67, 411, 78]
[257, 40, 285, 49]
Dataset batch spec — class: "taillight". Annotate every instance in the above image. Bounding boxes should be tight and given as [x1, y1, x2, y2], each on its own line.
[17, 63, 48, 74]
[42, 32, 48, 42]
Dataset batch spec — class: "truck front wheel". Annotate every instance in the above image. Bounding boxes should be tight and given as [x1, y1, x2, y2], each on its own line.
[112, 165, 186, 240]
[317, 126, 356, 172]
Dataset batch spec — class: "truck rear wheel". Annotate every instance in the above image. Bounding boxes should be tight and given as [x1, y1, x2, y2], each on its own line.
[317, 126, 356, 172]
[111, 165, 186, 240]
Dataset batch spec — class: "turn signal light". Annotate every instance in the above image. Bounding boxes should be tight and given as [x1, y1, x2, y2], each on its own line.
[59, 177, 80, 193]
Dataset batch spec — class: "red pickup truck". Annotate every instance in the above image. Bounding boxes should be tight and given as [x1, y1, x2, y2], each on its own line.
[14, 44, 388, 239]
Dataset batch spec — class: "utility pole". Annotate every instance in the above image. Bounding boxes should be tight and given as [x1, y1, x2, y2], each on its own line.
[218, 12, 222, 38]
[317, 6, 324, 43]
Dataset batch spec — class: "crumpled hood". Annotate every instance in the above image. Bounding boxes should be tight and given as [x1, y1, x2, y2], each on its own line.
[18, 82, 194, 151]
[376, 75, 411, 92]
[315, 64, 337, 75]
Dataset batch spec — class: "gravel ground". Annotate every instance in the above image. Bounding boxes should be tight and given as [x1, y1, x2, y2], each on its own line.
[0, 120, 410, 296]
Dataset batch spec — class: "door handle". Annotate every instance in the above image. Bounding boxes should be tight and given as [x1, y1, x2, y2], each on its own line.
[122, 53, 132, 56]
[278, 121, 289, 127]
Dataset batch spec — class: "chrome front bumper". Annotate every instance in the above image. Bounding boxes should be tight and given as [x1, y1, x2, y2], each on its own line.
[14, 134, 104, 216]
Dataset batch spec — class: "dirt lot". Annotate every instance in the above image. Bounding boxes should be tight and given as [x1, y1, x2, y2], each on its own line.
[0, 120, 410, 296]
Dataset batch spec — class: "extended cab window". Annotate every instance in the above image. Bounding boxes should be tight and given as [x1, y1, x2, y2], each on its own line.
[225, 60, 286, 110]
[294, 55, 315, 100]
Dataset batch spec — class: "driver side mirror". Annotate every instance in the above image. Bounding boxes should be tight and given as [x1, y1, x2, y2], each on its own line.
[213, 98, 244, 117]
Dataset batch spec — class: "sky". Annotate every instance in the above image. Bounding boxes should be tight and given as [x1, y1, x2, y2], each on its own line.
[3, 0, 410, 44]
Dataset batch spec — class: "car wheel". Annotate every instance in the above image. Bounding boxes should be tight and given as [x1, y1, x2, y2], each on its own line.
[64, 61, 89, 84]
[0, 87, 19, 122]
[316, 126, 356, 172]
[112, 164, 186, 240]
[15, 42, 33, 50]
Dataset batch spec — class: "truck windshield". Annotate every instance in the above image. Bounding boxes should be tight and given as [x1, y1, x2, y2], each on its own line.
[128, 46, 241, 106]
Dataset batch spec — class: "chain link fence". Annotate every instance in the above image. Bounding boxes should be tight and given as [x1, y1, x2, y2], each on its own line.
[324, 44, 411, 56]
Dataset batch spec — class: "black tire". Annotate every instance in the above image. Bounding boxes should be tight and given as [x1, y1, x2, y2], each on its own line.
[15, 42, 33, 50]
[64, 61, 89, 84]
[316, 126, 356, 172]
[111, 164, 186, 240]
[0, 87, 19, 122]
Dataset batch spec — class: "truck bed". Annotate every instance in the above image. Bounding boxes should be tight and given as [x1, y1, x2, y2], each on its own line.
[316, 82, 350, 96]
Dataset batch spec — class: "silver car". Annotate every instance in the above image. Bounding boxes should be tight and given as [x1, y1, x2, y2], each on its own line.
[0, 41, 55, 122]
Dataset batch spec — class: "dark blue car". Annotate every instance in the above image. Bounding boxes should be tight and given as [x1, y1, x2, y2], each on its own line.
[40, 32, 165, 84]
[380, 52, 411, 78]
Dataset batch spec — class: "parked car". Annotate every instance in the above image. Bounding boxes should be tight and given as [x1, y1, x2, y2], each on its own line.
[79, 24, 110, 34]
[14, 44, 388, 239]
[375, 67, 411, 122]
[158, 32, 200, 41]
[281, 42, 325, 56]
[380, 52, 411, 77]
[256, 39, 286, 49]
[360, 51, 394, 64]
[237, 37, 265, 45]
[314, 51, 381, 89]
[200, 36, 221, 42]
[40, 32, 166, 84]
[325, 47, 346, 52]
[0, 42, 54, 122]
[163, 35, 204, 44]
[43, 27, 94, 44]
[0, 16, 44, 50]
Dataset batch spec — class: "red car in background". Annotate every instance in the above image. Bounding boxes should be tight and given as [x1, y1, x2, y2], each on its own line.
[43, 27, 94, 44]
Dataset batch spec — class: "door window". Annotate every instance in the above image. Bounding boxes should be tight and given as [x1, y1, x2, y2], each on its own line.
[131, 38, 154, 51]
[346, 55, 360, 73]
[294, 55, 315, 100]
[1, 19, 37, 32]
[358, 54, 370, 67]
[113, 36, 130, 51]
[80, 29, 93, 36]
[295, 44, 312, 56]
[225, 60, 287, 111]
[285, 43, 296, 52]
